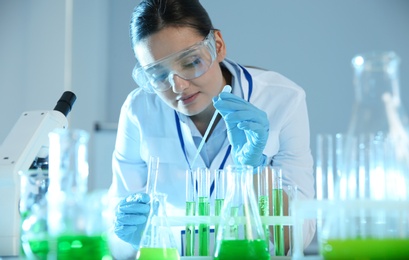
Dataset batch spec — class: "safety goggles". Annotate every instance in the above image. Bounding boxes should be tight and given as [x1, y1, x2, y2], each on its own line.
[132, 30, 217, 92]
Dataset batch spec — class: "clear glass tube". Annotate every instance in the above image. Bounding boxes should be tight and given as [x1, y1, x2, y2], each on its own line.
[272, 167, 284, 256]
[184, 169, 196, 256]
[214, 169, 226, 241]
[256, 166, 270, 251]
[146, 156, 159, 195]
[197, 167, 210, 256]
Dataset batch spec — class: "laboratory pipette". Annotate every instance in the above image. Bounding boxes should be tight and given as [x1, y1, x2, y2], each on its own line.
[191, 85, 232, 168]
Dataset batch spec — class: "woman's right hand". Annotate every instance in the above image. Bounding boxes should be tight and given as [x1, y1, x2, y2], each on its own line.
[114, 192, 151, 249]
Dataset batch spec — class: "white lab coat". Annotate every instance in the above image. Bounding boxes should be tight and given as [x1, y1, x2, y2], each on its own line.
[109, 58, 315, 254]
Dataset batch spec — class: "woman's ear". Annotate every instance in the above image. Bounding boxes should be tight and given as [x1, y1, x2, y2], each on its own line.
[214, 30, 226, 62]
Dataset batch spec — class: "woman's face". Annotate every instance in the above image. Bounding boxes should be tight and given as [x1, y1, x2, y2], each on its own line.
[134, 27, 227, 117]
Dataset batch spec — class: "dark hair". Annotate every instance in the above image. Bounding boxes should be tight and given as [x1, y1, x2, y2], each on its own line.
[130, 0, 214, 49]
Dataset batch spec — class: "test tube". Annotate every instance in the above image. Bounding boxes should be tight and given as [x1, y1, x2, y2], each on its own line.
[257, 166, 270, 251]
[197, 168, 210, 256]
[146, 156, 159, 195]
[185, 170, 196, 256]
[214, 169, 226, 240]
[272, 167, 285, 256]
[286, 184, 298, 256]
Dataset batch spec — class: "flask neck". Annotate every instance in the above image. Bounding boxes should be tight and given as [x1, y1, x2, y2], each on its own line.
[352, 51, 401, 105]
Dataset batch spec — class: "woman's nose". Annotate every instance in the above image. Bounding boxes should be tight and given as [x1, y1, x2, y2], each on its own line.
[169, 73, 189, 93]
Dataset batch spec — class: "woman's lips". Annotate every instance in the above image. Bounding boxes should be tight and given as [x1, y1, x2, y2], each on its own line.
[179, 92, 199, 105]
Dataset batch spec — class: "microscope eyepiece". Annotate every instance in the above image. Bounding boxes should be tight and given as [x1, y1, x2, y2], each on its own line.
[53, 91, 76, 117]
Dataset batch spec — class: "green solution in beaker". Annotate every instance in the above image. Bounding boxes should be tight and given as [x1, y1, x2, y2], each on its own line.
[214, 239, 270, 260]
[322, 238, 409, 260]
[54, 235, 111, 260]
[258, 195, 270, 247]
[185, 201, 196, 256]
[24, 238, 49, 260]
[137, 247, 180, 260]
[198, 196, 210, 256]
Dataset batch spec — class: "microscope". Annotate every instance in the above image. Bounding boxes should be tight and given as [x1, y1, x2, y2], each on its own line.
[0, 91, 76, 256]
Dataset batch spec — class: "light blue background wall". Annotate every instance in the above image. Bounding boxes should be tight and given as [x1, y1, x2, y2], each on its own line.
[1, 1, 409, 191]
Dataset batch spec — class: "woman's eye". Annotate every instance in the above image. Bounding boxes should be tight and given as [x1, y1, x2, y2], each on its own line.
[182, 57, 203, 69]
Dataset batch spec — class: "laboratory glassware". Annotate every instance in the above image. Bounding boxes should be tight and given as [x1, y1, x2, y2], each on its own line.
[185, 169, 196, 256]
[214, 169, 226, 240]
[272, 167, 285, 256]
[19, 168, 49, 259]
[47, 129, 111, 259]
[213, 165, 269, 260]
[256, 166, 270, 251]
[146, 156, 159, 195]
[197, 167, 211, 256]
[137, 192, 180, 260]
[321, 51, 409, 259]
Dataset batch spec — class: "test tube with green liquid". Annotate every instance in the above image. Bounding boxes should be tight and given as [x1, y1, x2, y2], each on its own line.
[257, 166, 270, 251]
[286, 185, 298, 256]
[272, 167, 285, 256]
[214, 169, 226, 240]
[197, 168, 210, 256]
[185, 170, 196, 256]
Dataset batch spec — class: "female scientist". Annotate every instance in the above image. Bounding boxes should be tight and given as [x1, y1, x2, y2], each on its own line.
[110, 0, 315, 255]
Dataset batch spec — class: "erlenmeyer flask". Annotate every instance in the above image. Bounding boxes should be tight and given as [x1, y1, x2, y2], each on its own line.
[321, 51, 409, 259]
[47, 129, 111, 259]
[213, 165, 269, 260]
[137, 192, 180, 260]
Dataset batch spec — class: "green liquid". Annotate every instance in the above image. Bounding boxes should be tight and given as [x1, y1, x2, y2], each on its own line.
[258, 195, 270, 250]
[215, 198, 224, 239]
[214, 239, 270, 260]
[322, 238, 409, 260]
[273, 188, 284, 256]
[137, 247, 180, 260]
[22, 239, 49, 260]
[198, 196, 210, 256]
[51, 235, 111, 260]
[185, 201, 196, 256]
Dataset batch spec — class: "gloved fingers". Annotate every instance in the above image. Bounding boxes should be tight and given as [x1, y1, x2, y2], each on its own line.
[114, 222, 139, 235]
[125, 192, 151, 204]
[115, 213, 147, 226]
[223, 110, 268, 125]
[237, 121, 269, 135]
[117, 202, 150, 214]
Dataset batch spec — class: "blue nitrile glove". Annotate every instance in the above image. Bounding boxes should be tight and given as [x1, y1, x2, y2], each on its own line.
[213, 92, 269, 168]
[114, 192, 151, 249]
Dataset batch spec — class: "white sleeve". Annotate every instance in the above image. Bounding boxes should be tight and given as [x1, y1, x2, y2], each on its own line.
[108, 94, 147, 199]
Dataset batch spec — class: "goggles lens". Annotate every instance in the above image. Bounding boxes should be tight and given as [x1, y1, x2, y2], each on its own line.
[133, 30, 217, 92]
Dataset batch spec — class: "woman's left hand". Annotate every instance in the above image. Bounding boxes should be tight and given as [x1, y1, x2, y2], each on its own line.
[213, 92, 269, 168]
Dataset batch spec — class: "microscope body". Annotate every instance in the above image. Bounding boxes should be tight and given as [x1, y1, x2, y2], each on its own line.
[0, 110, 68, 256]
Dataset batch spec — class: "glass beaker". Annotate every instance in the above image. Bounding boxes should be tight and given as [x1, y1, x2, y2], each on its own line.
[213, 165, 269, 260]
[46, 128, 111, 259]
[137, 192, 180, 260]
[19, 168, 49, 259]
[321, 51, 409, 259]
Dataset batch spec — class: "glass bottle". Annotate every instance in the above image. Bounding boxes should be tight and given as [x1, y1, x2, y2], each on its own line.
[137, 192, 180, 260]
[322, 51, 409, 259]
[213, 165, 269, 260]
[46, 128, 111, 259]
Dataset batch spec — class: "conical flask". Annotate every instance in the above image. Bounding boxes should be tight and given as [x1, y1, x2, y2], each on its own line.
[137, 192, 180, 260]
[213, 165, 269, 260]
[321, 51, 409, 259]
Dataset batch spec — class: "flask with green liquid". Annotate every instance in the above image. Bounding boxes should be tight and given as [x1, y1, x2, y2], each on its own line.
[137, 192, 180, 260]
[213, 165, 270, 260]
[321, 51, 409, 259]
